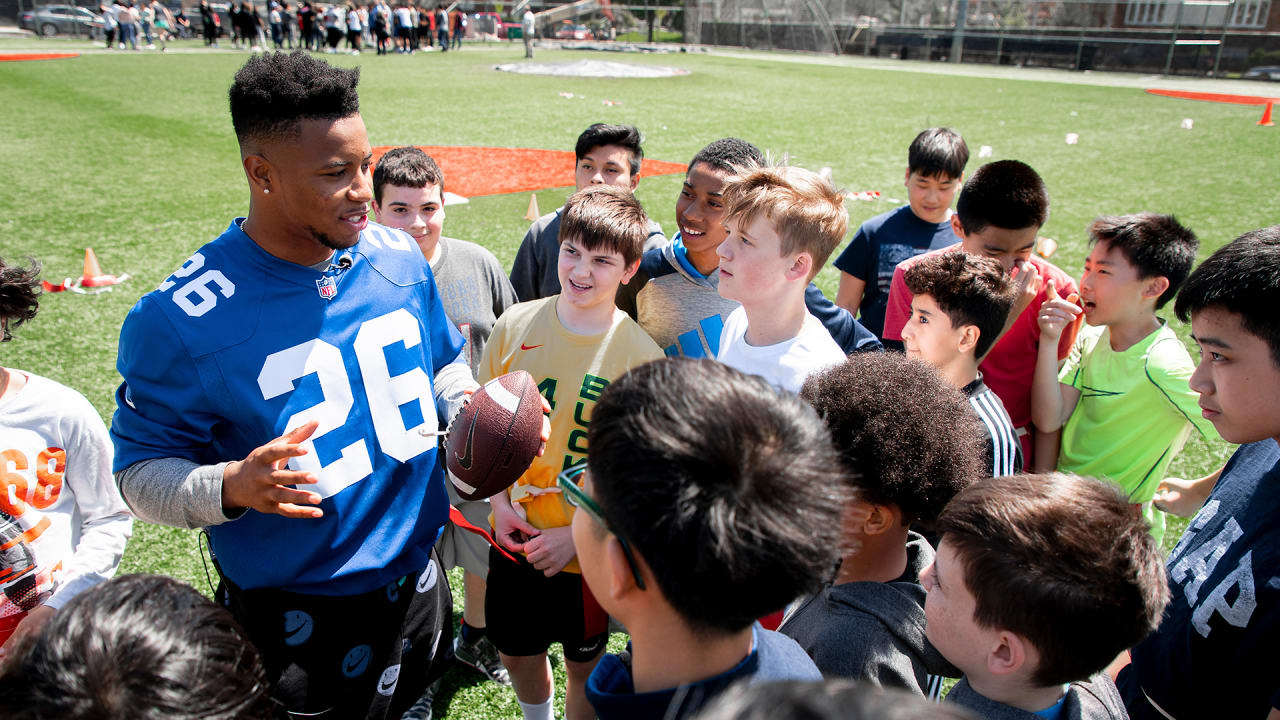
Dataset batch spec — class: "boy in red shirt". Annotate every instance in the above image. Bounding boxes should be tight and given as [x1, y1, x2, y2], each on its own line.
[882, 160, 1079, 467]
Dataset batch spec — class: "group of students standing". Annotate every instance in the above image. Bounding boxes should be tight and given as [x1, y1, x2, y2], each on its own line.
[193, 0, 464, 54]
[0, 50, 1278, 720]
[99, 0, 180, 50]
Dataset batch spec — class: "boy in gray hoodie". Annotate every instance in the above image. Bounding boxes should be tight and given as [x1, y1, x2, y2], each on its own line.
[780, 352, 985, 695]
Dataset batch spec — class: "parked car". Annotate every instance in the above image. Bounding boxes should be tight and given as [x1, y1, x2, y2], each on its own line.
[554, 22, 590, 40]
[1243, 65, 1280, 81]
[19, 5, 104, 37]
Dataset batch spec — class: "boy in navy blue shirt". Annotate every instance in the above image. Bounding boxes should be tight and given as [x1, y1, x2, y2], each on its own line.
[1117, 225, 1280, 720]
[833, 128, 968, 344]
[570, 359, 842, 720]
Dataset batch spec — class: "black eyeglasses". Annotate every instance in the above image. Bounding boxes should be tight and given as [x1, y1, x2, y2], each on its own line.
[556, 461, 646, 591]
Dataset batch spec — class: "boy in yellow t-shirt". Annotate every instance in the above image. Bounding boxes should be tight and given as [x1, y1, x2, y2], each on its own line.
[481, 185, 662, 720]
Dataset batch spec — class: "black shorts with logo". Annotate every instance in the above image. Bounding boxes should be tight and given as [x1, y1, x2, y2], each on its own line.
[484, 545, 608, 663]
[217, 550, 453, 719]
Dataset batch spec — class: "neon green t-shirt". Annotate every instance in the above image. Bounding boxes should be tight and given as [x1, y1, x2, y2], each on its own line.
[1057, 321, 1220, 544]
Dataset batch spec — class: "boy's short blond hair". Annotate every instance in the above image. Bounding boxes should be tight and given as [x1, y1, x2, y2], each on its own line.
[558, 185, 649, 267]
[722, 166, 848, 279]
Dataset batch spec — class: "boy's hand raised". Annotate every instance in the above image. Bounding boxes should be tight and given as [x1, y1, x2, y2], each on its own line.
[222, 421, 324, 519]
[1010, 260, 1043, 322]
[1037, 278, 1081, 340]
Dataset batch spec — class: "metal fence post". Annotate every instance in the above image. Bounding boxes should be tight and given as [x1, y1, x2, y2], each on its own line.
[1163, 0, 1185, 75]
[1212, 0, 1233, 75]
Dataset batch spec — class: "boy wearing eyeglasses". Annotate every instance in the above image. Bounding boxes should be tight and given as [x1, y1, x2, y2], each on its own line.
[480, 185, 662, 720]
[569, 358, 843, 720]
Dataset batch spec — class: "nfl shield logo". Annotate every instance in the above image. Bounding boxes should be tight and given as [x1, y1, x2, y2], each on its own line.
[316, 275, 338, 300]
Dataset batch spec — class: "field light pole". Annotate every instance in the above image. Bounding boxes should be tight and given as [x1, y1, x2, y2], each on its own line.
[1212, 0, 1233, 75]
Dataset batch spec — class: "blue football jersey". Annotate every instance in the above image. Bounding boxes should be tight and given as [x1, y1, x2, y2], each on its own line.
[111, 219, 465, 595]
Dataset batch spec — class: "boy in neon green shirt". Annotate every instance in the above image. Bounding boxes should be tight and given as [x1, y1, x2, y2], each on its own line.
[1032, 214, 1220, 543]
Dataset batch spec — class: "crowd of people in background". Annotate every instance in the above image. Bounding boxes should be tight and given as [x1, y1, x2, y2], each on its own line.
[128, 0, 474, 53]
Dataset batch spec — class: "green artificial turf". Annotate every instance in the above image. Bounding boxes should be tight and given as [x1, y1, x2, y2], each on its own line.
[1, 38, 1273, 717]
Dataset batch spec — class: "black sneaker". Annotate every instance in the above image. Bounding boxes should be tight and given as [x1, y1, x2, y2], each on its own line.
[453, 633, 511, 686]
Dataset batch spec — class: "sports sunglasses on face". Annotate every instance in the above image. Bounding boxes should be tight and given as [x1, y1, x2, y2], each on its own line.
[556, 461, 647, 591]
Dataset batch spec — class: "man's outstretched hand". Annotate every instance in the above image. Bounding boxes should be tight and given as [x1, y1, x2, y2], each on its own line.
[222, 421, 325, 519]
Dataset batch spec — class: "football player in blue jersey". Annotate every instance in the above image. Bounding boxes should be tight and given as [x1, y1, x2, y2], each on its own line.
[109, 51, 481, 719]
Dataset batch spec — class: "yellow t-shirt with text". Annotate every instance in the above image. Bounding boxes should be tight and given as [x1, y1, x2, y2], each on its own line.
[479, 296, 662, 573]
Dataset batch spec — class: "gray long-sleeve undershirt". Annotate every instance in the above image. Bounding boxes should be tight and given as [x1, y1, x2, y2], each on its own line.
[116, 359, 477, 529]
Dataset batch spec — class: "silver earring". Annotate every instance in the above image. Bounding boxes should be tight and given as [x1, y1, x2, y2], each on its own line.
[263, 188, 270, 194]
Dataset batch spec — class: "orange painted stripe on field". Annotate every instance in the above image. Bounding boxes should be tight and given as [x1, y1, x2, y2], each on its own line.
[0, 52, 79, 62]
[1145, 88, 1280, 106]
[371, 145, 688, 199]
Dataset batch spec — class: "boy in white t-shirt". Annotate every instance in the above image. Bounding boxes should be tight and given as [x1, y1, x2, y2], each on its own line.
[715, 166, 849, 392]
[0, 257, 132, 659]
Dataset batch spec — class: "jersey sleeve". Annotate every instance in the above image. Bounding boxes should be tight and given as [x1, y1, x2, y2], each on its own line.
[833, 224, 873, 280]
[881, 264, 913, 342]
[804, 283, 883, 354]
[110, 296, 227, 473]
[1147, 340, 1222, 443]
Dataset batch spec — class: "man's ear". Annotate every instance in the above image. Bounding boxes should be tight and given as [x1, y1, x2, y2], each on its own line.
[629, 170, 640, 192]
[987, 630, 1029, 678]
[243, 152, 274, 196]
[950, 214, 967, 240]
[1142, 276, 1170, 302]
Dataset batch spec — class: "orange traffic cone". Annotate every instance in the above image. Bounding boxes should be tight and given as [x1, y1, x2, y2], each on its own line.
[524, 193, 541, 222]
[1259, 101, 1275, 127]
[80, 248, 120, 287]
[82, 248, 103, 279]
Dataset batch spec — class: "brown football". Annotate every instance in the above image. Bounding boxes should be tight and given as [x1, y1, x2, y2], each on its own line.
[446, 370, 544, 501]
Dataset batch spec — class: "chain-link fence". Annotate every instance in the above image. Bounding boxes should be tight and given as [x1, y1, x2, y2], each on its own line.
[689, 0, 1280, 75]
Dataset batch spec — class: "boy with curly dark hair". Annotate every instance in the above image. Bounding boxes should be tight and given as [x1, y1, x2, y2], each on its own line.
[779, 352, 986, 696]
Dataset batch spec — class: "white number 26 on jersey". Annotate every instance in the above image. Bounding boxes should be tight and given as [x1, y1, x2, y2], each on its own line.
[257, 308, 437, 499]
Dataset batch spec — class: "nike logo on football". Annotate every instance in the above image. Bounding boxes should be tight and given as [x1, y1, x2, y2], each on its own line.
[520, 343, 543, 350]
[456, 410, 479, 471]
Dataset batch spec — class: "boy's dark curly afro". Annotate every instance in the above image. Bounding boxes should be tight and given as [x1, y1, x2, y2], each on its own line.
[801, 352, 987, 524]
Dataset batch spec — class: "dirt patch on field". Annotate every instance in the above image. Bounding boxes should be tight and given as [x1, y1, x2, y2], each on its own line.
[370, 145, 687, 198]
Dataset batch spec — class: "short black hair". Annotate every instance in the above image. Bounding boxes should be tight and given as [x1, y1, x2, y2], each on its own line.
[0, 575, 274, 719]
[1089, 214, 1198, 309]
[228, 51, 360, 145]
[587, 358, 848, 636]
[689, 137, 765, 174]
[1176, 225, 1280, 367]
[908, 127, 969, 181]
[372, 146, 444, 206]
[955, 160, 1049, 235]
[575, 123, 643, 176]
[903, 251, 1014, 359]
[800, 353, 986, 525]
[0, 256, 41, 342]
[937, 473, 1170, 687]
[691, 680, 979, 720]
